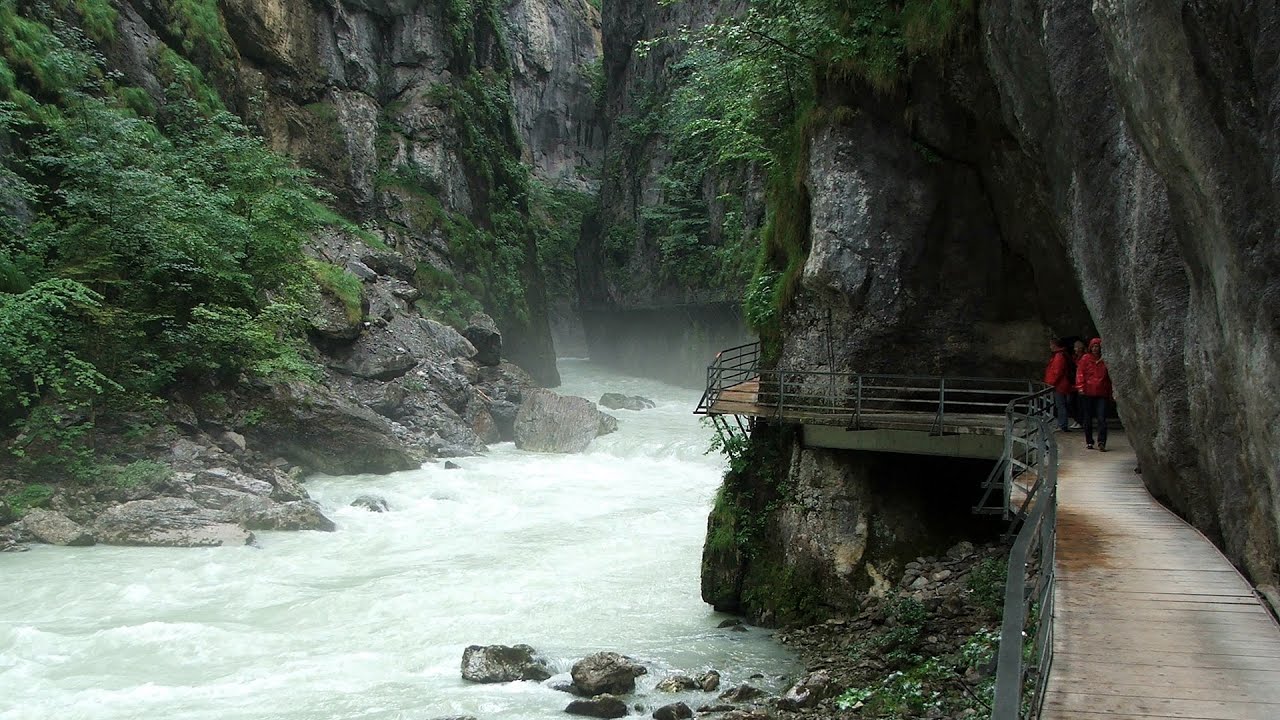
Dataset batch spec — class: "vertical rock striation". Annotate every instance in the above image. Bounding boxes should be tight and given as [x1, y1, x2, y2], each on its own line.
[703, 0, 1280, 620]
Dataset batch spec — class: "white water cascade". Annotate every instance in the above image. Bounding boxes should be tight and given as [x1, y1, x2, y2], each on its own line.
[0, 359, 798, 719]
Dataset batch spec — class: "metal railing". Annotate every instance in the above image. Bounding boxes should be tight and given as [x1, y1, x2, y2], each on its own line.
[696, 342, 1060, 719]
[696, 342, 1038, 433]
[990, 389, 1058, 720]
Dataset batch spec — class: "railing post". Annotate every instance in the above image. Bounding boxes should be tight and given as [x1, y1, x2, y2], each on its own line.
[856, 376, 863, 428]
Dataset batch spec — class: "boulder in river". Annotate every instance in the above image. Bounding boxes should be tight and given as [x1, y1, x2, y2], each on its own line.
[460, 643, 552, 683]
[654, 675, 698, 693]
[351, 495, 390, 512]
[514, 390, 614, 453]
[598, 393, 656, 411]
[697, 670, 721, 692]
[19, 509, 95, 546]
[717, 684, 764, 703]
[570, 652, 647, 696]
[652, 701, 693, 720]
[93, 498, 254, 547]
[564, 694, 628, 718]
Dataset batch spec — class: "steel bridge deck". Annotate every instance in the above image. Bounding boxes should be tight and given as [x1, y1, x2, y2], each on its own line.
[1043, 432, 1280, 720]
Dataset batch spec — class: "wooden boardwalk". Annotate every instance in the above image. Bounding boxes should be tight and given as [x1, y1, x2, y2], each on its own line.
[1043, 432, 1280, 719]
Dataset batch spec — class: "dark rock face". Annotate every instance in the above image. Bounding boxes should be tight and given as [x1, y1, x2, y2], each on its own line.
[717, 685, 763, 703]
[577, 0, 757, 386]
[246, 380, 420, 476]
[463, 314, 504, 367]
[976, 0, 1280, 587]
[569, 652, 647, 696]
[513, 389, 614, 453]
[460, 644, 552, 683]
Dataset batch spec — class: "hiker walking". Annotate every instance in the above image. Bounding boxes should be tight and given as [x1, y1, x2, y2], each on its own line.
[1075, 337, 1113, 451]
[1069, 338, 1087, 429]
[1043, 338, 1073, 431]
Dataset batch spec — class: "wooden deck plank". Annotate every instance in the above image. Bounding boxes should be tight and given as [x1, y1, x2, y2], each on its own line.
[1044, 432, 1280, 718]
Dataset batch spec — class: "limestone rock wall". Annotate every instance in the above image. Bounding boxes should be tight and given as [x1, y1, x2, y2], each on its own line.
[577, 0, 757, 377]
[111, 0, 603, 385]
[981, 0, 1280, 586]
[708, 0, 1280, 620]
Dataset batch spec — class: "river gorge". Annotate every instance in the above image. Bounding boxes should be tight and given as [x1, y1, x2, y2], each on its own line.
[0, 361, 797, 720]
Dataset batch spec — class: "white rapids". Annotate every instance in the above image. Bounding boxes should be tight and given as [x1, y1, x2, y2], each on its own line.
[0, 359, 798, 719]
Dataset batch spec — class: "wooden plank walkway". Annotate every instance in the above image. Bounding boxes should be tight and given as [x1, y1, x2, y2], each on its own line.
[1043, 432, 1280, 720]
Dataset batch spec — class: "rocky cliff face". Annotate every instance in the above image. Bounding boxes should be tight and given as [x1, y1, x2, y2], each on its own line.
[157, 0, 603, 385]
[981, 0, 1279, 589]
[576, 0, 756, 386]
[704, 0, 1280, 620]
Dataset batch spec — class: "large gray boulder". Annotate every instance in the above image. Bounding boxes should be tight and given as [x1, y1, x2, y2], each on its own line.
[599, 393, 656, 411]
[463, 313, 502, 366]
[776, 670, 834, 710]
[93, 498, 254, 547]
[222, 496, 336, 532]
[460, 644, 552, 683]
[570, 652, 647, 697]
[20, 509, 95, 546]
[246, 379, 419, 475]
[514, 390, 613, 453]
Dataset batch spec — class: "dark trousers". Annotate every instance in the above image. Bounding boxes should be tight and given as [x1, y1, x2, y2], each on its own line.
[1084, 396, 1108, 447]
[1053, 391, 1070, 431]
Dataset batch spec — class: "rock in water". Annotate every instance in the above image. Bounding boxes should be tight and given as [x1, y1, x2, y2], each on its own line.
[351, 495, 390, 512]
[514, 390, 613, 453]
[654, 675, 697, 692]
[598, 393, 656, 411]
[564, 694, 628, 718]
[463, 314, 502, 366]
[652, 702, 693, 720]
[460, 644, 552, 683]
[570, 652, 647, 696]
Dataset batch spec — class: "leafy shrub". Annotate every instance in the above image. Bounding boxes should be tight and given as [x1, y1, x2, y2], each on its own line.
[3, 483, 55, 515]
[966, 555, 1008, 616]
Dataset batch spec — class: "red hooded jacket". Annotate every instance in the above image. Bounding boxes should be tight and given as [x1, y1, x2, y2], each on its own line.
[1043, 349, 1073, 395]
[1076, 339, 1113, 398]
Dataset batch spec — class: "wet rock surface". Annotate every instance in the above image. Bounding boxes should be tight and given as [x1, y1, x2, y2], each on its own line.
[460, 644, 552, 683]
[564, 694, 628, 718]
[598, 393, 656, 411]
[514, 390, 615, 453]
[570, 652, 648, 696]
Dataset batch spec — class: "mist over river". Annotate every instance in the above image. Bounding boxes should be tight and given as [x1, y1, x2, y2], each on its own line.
[0, 359, 797, 719]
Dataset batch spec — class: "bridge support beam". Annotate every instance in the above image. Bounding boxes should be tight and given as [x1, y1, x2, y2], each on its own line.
[802, 425, 1006, 460]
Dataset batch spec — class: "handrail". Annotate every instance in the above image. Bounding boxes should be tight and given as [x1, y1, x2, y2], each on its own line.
[697, 342, 1060, 719]
[989, 388, 1058, 720]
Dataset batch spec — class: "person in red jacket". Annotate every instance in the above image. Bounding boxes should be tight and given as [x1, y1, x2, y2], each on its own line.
[1043, 338, 1073, 431]
[1075, 337, 1113, 450]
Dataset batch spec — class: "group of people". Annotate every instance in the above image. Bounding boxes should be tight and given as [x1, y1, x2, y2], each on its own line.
[1044, 336, 1113, 451]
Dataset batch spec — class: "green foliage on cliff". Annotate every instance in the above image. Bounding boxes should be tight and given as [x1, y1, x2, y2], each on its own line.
[652, 0, 975, 333]
[0, 4, 346, 479]
[309, 260, 365, 325]
[531, 182, 594, 303]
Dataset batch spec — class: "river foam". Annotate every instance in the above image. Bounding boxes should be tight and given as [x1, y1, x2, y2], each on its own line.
[0, 359, 796, 719]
